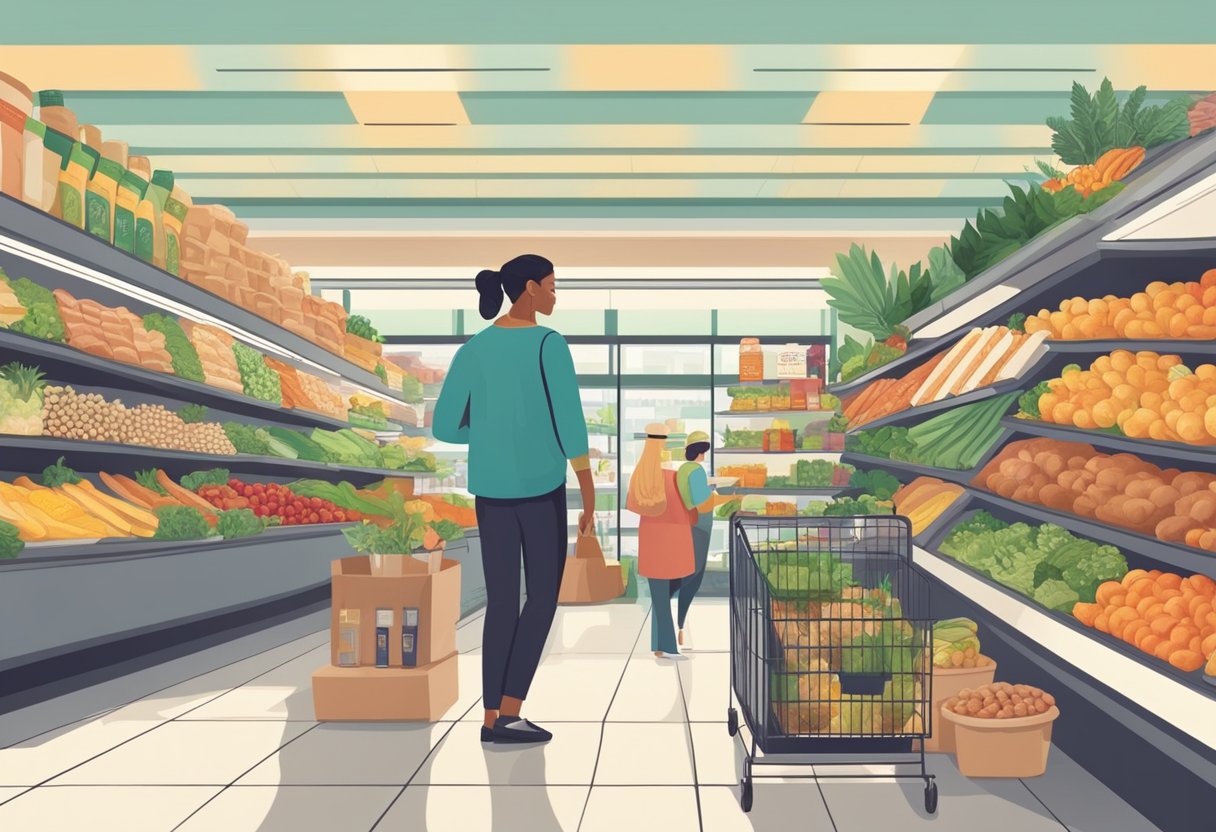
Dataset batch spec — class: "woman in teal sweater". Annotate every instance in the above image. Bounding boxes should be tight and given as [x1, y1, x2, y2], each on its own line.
[433, 254, 594, 746]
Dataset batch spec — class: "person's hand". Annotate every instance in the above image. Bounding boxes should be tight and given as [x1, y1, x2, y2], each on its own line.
[578, 510, 594, 535]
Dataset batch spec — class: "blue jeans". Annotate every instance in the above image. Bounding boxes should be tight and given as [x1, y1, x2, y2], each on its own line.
[648, 578, 679, 654]
[676, 512, 713, 628]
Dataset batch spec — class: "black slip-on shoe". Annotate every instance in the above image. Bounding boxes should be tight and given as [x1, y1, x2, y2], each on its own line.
[491, 716, 553, 744]
[480, 726, 494, 743]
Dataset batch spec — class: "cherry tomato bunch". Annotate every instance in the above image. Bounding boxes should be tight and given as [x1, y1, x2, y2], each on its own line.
[196, 478, 358, 526]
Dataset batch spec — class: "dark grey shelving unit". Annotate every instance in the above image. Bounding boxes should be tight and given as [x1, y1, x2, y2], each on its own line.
[839, 452, 975, 486]
[845, 377, 1026, 433]
[1000, 417, 1216, 470]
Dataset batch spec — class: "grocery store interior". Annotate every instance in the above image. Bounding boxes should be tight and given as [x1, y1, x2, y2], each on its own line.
[1, 4, 1215, 831]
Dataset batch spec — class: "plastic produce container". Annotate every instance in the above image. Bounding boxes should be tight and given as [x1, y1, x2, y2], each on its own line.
[925, 663, 998, 752]
[941, 705, 1060, 777]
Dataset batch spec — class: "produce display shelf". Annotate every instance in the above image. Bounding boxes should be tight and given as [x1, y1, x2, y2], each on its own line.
[1097, 238, 1216, 256]
[846, 378, 1025, 434]
[0, 436, 421, 487]
[825, 342, 941, 398]
[716, 486, 854, 497]
[914, 543, 1216, 751]
[999, 416, 1216, 469]
[714, 409, 837, 418]
[0, 523, 357, 570]
[924, 501, 1216, 698]
[1045, 339, 1216, 357]
[839, 452, 973, 485]
[0, 193, 405, 405]
[0, 329, 354, 433]
[899, 132, 1216, 340]
[714, 447, 841, 456]
[965, 487, 1216, 581]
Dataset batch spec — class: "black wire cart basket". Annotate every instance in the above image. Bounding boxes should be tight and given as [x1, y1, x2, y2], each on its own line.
[726, 515, 937, 813]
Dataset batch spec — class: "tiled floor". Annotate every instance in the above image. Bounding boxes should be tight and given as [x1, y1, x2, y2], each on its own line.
[0, 599, 1161, 831]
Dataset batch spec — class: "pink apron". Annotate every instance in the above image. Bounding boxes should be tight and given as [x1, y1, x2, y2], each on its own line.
[632, 470, 696, 580]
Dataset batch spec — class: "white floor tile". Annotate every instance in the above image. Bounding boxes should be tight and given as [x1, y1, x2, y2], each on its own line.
[1021, 747, 1162, 832]
[677, 599, 731, 652]
[177, 785, 398, 832]
[461, 656, 626, 722]
[0, 716, 163, 786]
[50, 721, 314, 785]
[819, 754, 1066, 831]
[606, 659, 686, 722]
[0, 785, 219, 832]
[0, 787, 27, 804]
[580, 786, 700, 832]
[177, 647, 327, 721]
[237, 722, 448, 785]
[380, 784, 588, 832]
[416, 722, 600, 786]
[456, 613, 486, 654]
[700, 783, 836, 831]
[544, 603, 649, 655]
[688, 723, 748, 787]
[676, 652, 732, 723]
[594, 723, 694, 786]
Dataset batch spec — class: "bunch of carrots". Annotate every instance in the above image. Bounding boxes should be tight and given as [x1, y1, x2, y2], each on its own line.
[1073, 569, 1216, 672]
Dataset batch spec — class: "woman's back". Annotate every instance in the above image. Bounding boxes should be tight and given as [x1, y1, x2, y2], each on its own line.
[433, 325, 587, 499]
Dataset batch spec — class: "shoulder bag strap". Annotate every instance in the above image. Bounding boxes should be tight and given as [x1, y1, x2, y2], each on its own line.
[538, 330, 567, 457]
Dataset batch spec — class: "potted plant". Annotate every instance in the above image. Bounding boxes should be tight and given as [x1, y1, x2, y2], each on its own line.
[341, 494, 444, 577]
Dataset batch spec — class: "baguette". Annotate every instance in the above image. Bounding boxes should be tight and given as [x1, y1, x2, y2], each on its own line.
[977, 332, 1026, 388]
[950, 328, 1010, 397]
[995, 330, 1050, 382]
[912, 330, 983, 406]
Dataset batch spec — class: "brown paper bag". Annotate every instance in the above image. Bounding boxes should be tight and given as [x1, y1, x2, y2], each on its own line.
[574, 529, 605, 560]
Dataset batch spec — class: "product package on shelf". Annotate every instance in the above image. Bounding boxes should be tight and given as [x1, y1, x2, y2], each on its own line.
[343, 331, 383, 374]
[179, 320, 244, 394]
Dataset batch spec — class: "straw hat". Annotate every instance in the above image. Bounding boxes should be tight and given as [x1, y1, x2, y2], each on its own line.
[644, 422, 669, 439]
[685, 430, 710, 447]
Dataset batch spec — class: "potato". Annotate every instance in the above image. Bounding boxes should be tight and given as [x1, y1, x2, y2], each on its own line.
[1149, 484, 1182, 509]
[1156, 515, 1202, 542]
[1039, 484, 1074, 513]
[1095, 467, 1125, 490]
[1125, 477, 1163, 499]
[1123, 498, 1157, 527]
[1073, 495, 1098, 518]
[996, 478, 1019, 499]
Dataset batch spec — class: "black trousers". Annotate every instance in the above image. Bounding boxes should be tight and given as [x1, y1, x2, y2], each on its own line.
[475, 486, 567, 710]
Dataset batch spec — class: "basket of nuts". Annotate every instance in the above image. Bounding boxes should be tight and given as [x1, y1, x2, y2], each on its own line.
[939, 683, 1059, 778]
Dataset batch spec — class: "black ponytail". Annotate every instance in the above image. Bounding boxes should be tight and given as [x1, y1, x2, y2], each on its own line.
[474, 254, 554, 320]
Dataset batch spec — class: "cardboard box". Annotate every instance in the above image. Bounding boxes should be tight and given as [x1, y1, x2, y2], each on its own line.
[558, 557, 624, 604]
[330, 555, 460, 669]
[312, 653, 458, 721]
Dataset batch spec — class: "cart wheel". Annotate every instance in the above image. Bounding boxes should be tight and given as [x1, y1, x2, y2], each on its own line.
[727, 707, 739, 737]
[740, 777, 753, 812]
[924, 781, 938, 814]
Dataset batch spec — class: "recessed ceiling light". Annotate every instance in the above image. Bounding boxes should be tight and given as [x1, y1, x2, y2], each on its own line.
[756, 67, 1095, 73]
[216, 67, 551, 73]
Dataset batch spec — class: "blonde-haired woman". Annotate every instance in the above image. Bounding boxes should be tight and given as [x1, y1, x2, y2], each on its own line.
[627, 424, 695, 658]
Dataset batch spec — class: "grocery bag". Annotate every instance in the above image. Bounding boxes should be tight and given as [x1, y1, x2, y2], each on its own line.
[575, 528, 605, 560]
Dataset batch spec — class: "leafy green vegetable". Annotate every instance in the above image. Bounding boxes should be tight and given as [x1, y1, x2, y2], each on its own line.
[231, 343, 282, 405]
[152, 505, 212, 540]
[291, 479, 399, 517]
[142, 313, 205, 383]
[431, 519, 465, 542]
[265, 427, 328, 462]
[823, 245, 933, 340]
[1047, 79, 1191, 164]
[41, 456, 82, 487]
[0, 518, 23, 559]
[1035, 159, 1067, 180]
[1033, 579, 1081, 613]
[849, 469, 901, 501]
[346, 314, 383, 343]
[222, 422, 272, 456]
[180, 468, 230, 491]
[374, 363, 388, 384]
[927, 244, 966, 303]
[401, 374, 424, 404]
[215, 508, 267, 540]
[1018, 380, 1052, 419]
[904, 393, 1016, 470]
[178, 404, 208, 424]
[3, 275, 66, 342]
[135, 468, 168, 495]
[760, 550, 854, 600]
[716, 498, 742, 519]
[311, 428, 383, 467]
[949, 184, 1071, 280]
[0, 362, 46, 435]
[1007, 312, 1027, 332]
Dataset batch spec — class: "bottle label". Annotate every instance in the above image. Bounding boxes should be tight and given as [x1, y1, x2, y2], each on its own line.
[85, 190, 110, 241]
[114, 205, 135, 252]
[134, 217, 154, 262]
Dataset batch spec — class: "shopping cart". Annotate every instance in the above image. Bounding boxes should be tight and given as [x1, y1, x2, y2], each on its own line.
[726, 515, 937, 813]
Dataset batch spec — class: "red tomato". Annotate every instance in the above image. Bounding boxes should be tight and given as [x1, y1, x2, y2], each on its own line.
[284, 505, 296, 516]
[334, 511, 347, 522]
[309, 512, 320, 523]
[319, 510, 333, 523]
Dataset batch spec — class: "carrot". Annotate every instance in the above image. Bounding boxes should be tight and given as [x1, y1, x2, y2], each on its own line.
[1168, 649, 1204, 672]
[154, 470, 217, 516]
[1073, 603, 1100, 627]
[108, 474, 180, 509]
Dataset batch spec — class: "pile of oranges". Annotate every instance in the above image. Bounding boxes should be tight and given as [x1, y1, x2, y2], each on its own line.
[1024, 270, 1216, 341]
[1035, 350, 1216, 445]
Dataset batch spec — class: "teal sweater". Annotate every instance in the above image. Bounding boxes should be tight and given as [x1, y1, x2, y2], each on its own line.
[433, 325, 589, 499]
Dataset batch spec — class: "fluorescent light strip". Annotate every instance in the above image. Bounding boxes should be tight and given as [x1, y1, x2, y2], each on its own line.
[755, 67, 1096, 73]
[915, 547, 1216, 750]
[215, 67, 551, 73]
[0, 232, 397, 406]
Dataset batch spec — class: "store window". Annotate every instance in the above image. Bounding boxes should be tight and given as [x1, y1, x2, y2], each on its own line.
[620, 344, 711, 377]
